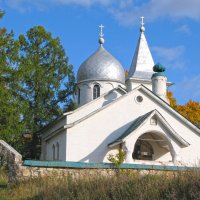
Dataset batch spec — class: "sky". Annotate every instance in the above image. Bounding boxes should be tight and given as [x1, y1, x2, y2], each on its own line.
[0, 0, 200, 105]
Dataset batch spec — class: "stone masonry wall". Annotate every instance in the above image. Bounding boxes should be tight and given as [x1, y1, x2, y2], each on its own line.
[0, 140, 23, 183]
[0, 140, 187, 184]
[12, 165, 176, 184]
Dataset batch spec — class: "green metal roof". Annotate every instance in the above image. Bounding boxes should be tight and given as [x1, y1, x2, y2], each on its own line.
[108, 110, 154, 146]
[153, 63, 165, 72]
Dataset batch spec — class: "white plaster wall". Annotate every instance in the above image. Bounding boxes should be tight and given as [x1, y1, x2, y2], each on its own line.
[126, 79, 152, 91]
[46, 130, 66, 161]
[42, 117, 67, 140]
[138, 88, 200, 166]
[152, 76, 167, 97]
[67, 88, 124, 124]
[66, 87, 200, 166]
[77, 80, 125, 107]
[152, 76, 169, 103]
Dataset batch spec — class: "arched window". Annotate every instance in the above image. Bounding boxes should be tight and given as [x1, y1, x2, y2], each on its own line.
[93, 84, 100, 99]
[52, 144, 55, 160]
[56, 142, 59, 160]
[78, 88, 80, 104]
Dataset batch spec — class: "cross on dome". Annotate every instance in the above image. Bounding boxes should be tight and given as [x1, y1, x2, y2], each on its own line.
[141, 16, 144, 26]
[99, 24, 104, 38]
[140, 16, 145, 32]
[99, 24, 105, 45]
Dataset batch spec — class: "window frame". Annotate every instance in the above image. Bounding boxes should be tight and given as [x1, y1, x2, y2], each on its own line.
[93, 84, 100, 100]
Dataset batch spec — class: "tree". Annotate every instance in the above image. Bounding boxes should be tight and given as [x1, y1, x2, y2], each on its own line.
[18, 26, 75, 158]
[167, 91, 200, 127]
[176, 100, 200, 127]
[0, 11, 25, 152]
[167, 91, 177, 109]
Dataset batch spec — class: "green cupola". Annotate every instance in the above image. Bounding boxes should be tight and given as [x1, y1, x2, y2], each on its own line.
[152, 63, 166, 78]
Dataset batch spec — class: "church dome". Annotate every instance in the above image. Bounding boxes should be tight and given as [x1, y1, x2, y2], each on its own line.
[77, 46, 125, 84]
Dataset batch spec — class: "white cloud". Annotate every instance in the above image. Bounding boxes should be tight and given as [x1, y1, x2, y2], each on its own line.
[176, 25, 191, 35]
[172, 75, 200, 103]
[51, 0, 115, 7]
[2, 0, 200, 25]
[152, 46, 186, 69]
[0, 0, 48, 12]
[109, 0, 200, 25]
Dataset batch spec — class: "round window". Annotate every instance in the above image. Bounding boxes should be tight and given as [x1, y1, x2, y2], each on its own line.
[136, 95, 143, 103]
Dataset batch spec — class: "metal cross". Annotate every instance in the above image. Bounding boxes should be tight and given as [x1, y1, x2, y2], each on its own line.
[99, 24, 104, 38]
[140, 16, 145, 27]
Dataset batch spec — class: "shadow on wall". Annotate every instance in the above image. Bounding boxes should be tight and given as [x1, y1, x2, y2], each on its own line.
[102, 91, 118, 107]
[79, 121, 133, 163]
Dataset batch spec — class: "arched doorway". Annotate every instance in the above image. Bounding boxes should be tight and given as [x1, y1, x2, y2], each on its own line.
[133, 140, 154, 160]
[132, 132, 174, 162]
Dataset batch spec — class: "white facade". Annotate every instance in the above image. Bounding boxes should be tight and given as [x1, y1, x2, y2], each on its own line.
[40, 20, 200, 167]
[77, 81, 125, 107]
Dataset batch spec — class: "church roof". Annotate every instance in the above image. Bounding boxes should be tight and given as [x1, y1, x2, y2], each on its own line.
[77, 46, 125, 84]
[77, 25, 125, 84]
[111, 110, 154, 143]
[108, 109, 190, 148]
[40, 85, 200, 141]
[128, 17, 154, 79]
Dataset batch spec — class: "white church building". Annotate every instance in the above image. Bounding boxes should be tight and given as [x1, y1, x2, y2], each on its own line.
[40, 18, 200, 167]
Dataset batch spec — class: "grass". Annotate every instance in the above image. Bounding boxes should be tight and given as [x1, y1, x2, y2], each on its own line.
[1, 169, 200, 200]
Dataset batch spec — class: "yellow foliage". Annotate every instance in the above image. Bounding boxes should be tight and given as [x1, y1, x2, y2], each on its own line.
[176, 100, 200, 126]
[167, 91, 200, 126]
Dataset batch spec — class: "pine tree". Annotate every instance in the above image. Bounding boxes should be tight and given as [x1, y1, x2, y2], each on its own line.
[18, 26, 76, 158]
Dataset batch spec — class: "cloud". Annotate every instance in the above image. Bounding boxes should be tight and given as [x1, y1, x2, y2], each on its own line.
[49, 0, 114, 7]
[176, 24, 191, 35]
[172, 74, 200, 103]
[2, 0, 200, 25]
[109, 0, 200, 25]
[152, 46, 186, 69]
[0, 0, 48, 12]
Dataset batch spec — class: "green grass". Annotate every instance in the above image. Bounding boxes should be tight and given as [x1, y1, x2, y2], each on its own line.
[1, 169, 200, 200]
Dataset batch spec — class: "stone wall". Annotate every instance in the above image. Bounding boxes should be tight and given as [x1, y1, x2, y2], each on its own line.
[9, 160, 190, 184]
[0, 140, 23, 183]
[0, 140, 191, 184]
[0, 140, 22, 164]
[11, 165, 176, 184]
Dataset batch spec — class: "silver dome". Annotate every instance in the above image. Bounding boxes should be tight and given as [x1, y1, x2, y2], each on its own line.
[77, 46, 125, 84]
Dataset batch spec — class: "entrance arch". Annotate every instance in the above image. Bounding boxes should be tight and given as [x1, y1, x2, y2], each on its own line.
[132, 132, 175, 163]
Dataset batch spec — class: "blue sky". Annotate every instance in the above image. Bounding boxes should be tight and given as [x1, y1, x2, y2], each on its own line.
[0, 0, 200, 105]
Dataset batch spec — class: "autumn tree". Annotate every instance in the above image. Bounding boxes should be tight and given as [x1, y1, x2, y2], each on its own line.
[176, 100, 200, 127]
[18, 26, 76, 158]
[167, 91, 200, 127]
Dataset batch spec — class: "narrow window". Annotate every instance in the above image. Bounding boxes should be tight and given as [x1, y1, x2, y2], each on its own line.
[52, 144, 55, 160]
[56, 142, 59, 160]
[93, 84, 100, 99]
[150, 117, 157, 125]
[78, 88, 80, 104]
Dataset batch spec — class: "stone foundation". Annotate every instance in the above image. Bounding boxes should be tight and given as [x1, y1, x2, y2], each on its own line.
[0, 140, 192, 184]
[9, 164, 178, 184]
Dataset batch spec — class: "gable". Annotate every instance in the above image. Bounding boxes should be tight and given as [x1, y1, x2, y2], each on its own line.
[108, 110, 190, 148]
[137, 85, 200, 135]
